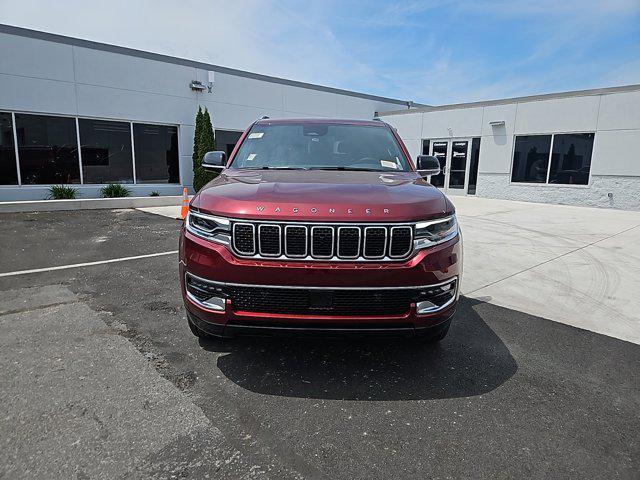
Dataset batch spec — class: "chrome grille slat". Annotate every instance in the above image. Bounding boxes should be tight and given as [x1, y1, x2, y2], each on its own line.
[363, 227, 387, 259]
[231, 221, 415, 261]
[389, 226, 413, 258]
[311, 226, 334, 259]
[285, 225, 307, 257]
[258, 224, 281, 256]
[337, 227, 361, 259]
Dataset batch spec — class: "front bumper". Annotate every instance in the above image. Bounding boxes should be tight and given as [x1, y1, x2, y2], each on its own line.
[180, 227, 462, 338]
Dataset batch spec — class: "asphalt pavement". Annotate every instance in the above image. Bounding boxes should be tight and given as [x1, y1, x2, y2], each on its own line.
[0, 209, 638, 479]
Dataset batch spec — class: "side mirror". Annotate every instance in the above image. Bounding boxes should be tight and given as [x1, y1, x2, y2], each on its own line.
[202, 151, 227, 171]
[416, 155, 440, 176]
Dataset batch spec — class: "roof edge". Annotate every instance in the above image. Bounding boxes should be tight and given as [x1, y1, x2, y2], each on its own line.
[0, 23, 414, 107]
[379, 83, 640, 116]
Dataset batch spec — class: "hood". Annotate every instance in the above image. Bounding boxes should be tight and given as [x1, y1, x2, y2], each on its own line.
[192, 170, 451, 222]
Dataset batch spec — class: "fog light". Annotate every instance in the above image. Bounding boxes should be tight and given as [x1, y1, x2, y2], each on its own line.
[186, 291, 226, 311]
[416, 278, 457, 314]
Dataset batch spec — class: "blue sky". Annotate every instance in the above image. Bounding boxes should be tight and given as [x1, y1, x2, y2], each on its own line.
[1, 0, 639, 104]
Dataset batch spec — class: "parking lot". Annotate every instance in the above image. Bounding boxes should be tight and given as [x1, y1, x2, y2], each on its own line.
[1, 200, 639, 479]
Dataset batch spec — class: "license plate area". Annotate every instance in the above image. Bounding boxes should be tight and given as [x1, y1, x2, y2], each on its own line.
[308, 290, 334, 310]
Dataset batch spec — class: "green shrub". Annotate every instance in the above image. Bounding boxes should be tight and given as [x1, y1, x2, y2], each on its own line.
[150, 191, 160, 197]
[192, 106, 218, 192]
[47, 185, 78, 200]
[100, 184, 131, 198]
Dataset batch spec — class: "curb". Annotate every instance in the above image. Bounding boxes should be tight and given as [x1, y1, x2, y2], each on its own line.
[0, 196, 183, 213]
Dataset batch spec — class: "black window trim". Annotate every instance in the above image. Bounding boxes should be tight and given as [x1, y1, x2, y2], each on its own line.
[0, 109, 181, 186]
[509, 131, 595, 188]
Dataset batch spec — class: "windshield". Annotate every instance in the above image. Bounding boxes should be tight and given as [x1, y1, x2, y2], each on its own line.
[230, 123, 411, 171]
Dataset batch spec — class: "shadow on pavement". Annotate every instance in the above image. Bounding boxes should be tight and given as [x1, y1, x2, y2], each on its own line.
[206, 297, 517, 400]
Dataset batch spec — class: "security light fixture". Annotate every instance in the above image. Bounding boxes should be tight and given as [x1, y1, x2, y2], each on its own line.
[489, 120, 505, 126]
[190, 80, 213, 93]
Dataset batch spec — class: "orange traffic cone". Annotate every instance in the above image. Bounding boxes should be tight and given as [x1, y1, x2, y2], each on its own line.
[180, 187, 189, 219]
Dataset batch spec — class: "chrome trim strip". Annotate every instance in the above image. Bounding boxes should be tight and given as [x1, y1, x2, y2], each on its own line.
[363, 226, 387, 259]
[284, 225, 308, 258]
[186, 271, 458, 291]
[416, 292, 457, 314]
[389, 226, 414, 259]
[186, 290, 226, 311]
[232, 222, 256, 255]
[310, 226, 334, 259]
[258, 224, 281, 257]
[337, 226, 361, 259]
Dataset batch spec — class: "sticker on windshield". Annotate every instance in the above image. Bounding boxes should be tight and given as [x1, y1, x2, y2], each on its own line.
[246, 153, 257, 161]
[380, 160, 399, 169]
[248, 132, 264, 139]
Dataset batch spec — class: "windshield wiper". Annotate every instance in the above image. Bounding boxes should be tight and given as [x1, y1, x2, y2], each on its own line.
[309, 166, 384, 172]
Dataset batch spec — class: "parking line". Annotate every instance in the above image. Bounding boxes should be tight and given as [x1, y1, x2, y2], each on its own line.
[0, 251, 178, 278]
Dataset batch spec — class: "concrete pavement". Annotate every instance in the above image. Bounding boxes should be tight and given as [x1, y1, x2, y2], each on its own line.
[451, 196, 640, 344]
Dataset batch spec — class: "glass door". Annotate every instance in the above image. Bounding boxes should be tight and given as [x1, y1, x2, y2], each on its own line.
[429, 141, 448, 188]
[427, 138, 472, 195]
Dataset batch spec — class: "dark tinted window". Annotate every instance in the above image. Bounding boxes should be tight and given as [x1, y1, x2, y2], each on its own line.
[133, 123, 179, 183]
[548, 133, 593, 185]
[217, 129, 243, 158]
[511, 135, 551, 183]
[0, 113, 18, 185]
[80, 119, 133, 184]
[15, 114, 80, 184]
[467, 137, 481, 194]
[232, 123, 410, 171]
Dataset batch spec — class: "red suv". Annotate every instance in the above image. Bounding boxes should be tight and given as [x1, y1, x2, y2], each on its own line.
[179, 118, 462, 341]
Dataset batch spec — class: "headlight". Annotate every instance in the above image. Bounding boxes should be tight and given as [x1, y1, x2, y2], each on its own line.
[414, 215, 458, 249]
[185, 211, 231, 245]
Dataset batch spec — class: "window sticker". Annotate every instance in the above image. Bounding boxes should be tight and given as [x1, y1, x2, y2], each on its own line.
[248, 132, 264, 139]
[246, 153, 257, 161]
[380, 160, 399, 169]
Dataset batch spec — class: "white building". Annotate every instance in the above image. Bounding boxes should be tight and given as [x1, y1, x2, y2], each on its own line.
[1, 24, 639, 210]
[0, 24, 411, 201]
[381, 85, 640, 210]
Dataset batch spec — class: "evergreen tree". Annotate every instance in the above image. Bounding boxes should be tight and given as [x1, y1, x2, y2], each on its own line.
[193, 107, 218, 192]
[192, 106, 204, 191]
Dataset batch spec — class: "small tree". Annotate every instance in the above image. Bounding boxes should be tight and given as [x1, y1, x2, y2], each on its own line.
[192, 107, 218, 192]
[192, 106, 204, 192]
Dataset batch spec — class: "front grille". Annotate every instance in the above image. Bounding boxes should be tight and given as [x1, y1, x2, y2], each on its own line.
[258, 224, 281, 256]
[337, 227, 360, 258]
[363, 227, 386, 258]
[185, 274, 458, 318]
[285, 226, 307, 257]
[228, 285, 415, 316]
[233, 223, 255, 254]
[230, 221, 414, 261]
[311, 227, 333, 258]
[389, 226, 412, 258]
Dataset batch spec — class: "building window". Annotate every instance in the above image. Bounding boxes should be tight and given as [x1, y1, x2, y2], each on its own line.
[216, 130, 243, 158]
[0, 113, 18, 185]
[511, 133, 594, 185]
[15, 114, 80, 184]
[511, 135, 552, 183]
[80, 119, 133, 184]
[467, 137, 481, 195]
[133, 123, 179, 183]
[548, 133, 593, 185]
